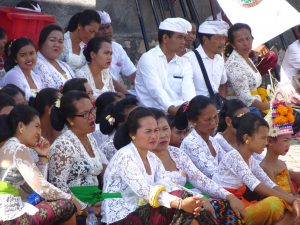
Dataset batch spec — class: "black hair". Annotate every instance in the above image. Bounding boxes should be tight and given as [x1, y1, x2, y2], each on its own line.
[66, 10, 100, 32]
[174, 96, 214, 130]
[0, 93, 15, 112]
[62, 78, 88, 94]
[38, 24, 63, 49]
[166, 114, 175, 128]
[158, 29, 175, 45]
[0, 105, 39, 142]
[113, 107, 155, 150]
[83, 37, 111, 62]
[198, 33, 213, 45]
[149, 107, 166, 120]
[0, 27, 6, 40]
[16, 0, 41, 11]
[4, 37, 35, 71]
[1, 84, 26, 98]
[50, 91, 89, 131]
[99, 96, 138, 135]
[217, 99, 247, 132]
[95, 91, 123, 123]
[232, 112, 269, 145]
[29, 88, 59, 116]
[224, 23, 252, 57]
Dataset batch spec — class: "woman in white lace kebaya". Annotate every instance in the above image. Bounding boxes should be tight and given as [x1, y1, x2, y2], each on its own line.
[215, 99, 264, 162]
[150, 108, 245, 224]
[0, 105, 80, 224]
[3, 38, 43, 100]
[76, 37, 115, 97]
[33, 25, 75, 89]
[212, 113, 300, 225]
[98, 95, 138, 161]
[59, 10, 100, 71]
[102, 107, 218, 225]
[48, 91, 108, 218]
[224, 23, 269, 112]
[179, 96, 226, 179]
[29, 88, 62, 145]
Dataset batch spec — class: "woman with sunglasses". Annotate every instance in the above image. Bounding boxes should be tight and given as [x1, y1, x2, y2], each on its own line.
[48, 91, 108, 222]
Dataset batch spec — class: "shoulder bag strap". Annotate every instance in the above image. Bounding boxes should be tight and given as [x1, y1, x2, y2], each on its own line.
[193, 49, 215, 97]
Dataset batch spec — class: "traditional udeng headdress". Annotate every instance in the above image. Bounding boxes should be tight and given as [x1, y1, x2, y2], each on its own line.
[264, 76, 295, 137]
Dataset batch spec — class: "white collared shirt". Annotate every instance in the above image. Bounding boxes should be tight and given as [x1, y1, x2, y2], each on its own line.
[109, 41, 136, 81]
[281, 40, 300, 83]
[183, 45, 227, 97]
[3, 65, 43, 100]
[135, 45, 196, 111]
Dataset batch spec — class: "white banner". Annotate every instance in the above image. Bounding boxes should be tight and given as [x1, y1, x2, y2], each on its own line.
[216, 0, 300, 48]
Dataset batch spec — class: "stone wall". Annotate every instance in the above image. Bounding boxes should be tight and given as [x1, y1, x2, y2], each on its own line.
[1, 0, 300, 64]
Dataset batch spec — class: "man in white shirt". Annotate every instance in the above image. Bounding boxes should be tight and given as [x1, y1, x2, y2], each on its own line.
[281, 25, 300, 92]
[96, 11, 136, 84]
[135, 18, 196, 115]
[184, 20, 229, 98]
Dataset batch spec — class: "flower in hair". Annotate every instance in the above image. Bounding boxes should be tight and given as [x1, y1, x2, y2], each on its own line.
[182, 101, 189, 113]
[55, 98, 61, 108]
[105, 115, 115, 126]
[58, 85, 64, 93]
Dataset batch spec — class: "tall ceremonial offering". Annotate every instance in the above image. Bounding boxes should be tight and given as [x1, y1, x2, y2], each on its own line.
[216, 0, 300, 48]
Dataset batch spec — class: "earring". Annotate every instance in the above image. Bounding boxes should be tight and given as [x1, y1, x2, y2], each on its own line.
[131, 136, 136, 141]
[245, 140, 249, 144]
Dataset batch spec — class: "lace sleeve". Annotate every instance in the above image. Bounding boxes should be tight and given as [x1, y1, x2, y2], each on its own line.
[14, 145, 71, 200]
[181, 139, 212, 178]
[251, 158, 277, 188]
[227, 61, 256, 107]
[171, 148, 230, 199]
[48, 139, 76, 192]
[226, 151, 261, 191]
[118, 153, 178, 208]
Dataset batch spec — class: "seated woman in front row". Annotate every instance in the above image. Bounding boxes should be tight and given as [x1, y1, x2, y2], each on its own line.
[102, 107, 218, 225]
[212, 113, 300, 225]
[150, 108, 245, 224]
[0, 105, 80, 224]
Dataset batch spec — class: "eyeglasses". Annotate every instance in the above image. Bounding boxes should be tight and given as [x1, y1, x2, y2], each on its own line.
[72, 107, 96, 120]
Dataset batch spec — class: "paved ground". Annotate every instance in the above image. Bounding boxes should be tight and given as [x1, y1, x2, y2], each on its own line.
[281, 138, 300, 172]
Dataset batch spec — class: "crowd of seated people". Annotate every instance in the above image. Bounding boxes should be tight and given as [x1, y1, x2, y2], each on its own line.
[1, 1, 300, 225]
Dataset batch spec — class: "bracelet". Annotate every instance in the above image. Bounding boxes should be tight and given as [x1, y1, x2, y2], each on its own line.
[38, 154, 48, 159]
[149, 185, 166, 208]
[177, 198, 182, 210]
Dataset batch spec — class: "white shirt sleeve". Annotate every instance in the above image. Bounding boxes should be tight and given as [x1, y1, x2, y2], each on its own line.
[136, 54, 174, 111]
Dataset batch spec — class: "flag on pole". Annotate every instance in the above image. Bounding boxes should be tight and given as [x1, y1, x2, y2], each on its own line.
[216, 0, 300, 48]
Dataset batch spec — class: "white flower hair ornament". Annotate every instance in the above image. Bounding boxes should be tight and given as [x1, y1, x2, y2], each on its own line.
[105, 115, 115, 126]
[54, 98, 61, 108]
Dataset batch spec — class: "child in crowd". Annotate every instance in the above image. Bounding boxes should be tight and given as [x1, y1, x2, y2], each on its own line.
[261, 93, 298, 194]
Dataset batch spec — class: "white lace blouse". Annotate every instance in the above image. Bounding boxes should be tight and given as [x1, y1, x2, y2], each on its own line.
[212, 150, 276, 191]
[2, 65, 43, 100]
[76, 64, 115, 97]
[0, 137, 71, 221]
[166, 146, 230, 199]
[99, 134, 117, 161]
[225, 50, 262, 107]
[48, 130, 108, 193]
[214, 132, 265, 161]
[33, 52, 75, 89]
[180, 129, 226, 179]
[59, 31, 86, 71]
[101, 142, 179, 224]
